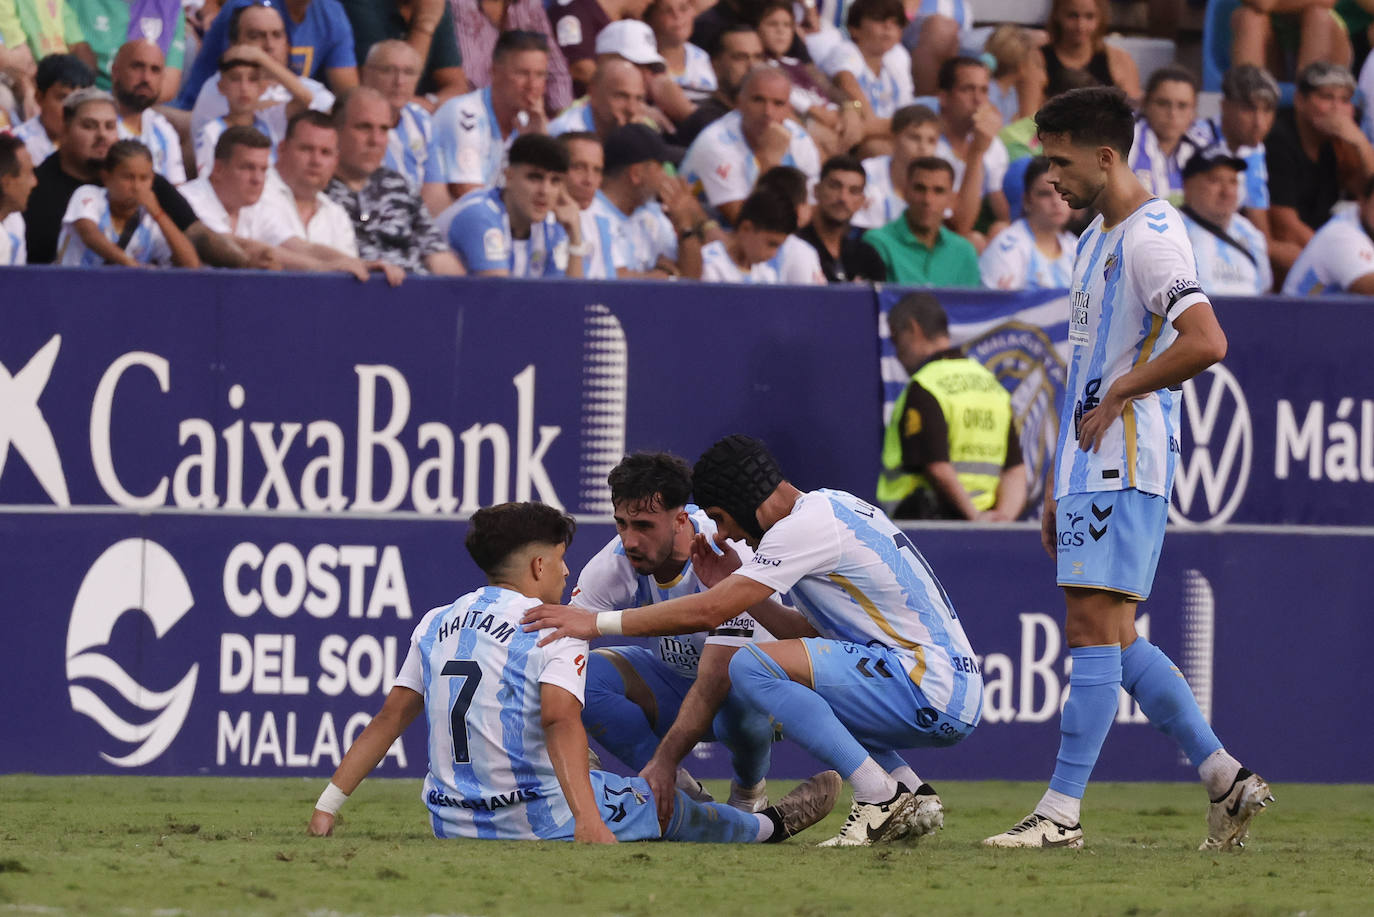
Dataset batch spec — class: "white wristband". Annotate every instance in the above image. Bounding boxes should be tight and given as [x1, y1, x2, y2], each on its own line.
[315, 782, 349, 815]
[595, 610, 624, 636]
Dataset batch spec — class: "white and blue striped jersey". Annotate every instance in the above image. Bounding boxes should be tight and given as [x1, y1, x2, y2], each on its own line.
[732, 489, 981, 725]
[1282, 209, 1374, 295]
[394, 586, 588, 840]
[386, 102, 441, 190]
[852, 154, 906, 230]
[1056, 199, 1208, 499]
[1183, 122, 1269, 210]
[431, 87, 516, 188]
[547, 99, 596, 137]
[571, 507, 763, 678]
[12, 115, 54, 167]
[584, 191, 678, 275]
[439, 187, 570, 277]
[1183, 209, 1271, 295]
[681, 110, 820, 219]
[118, 109, 186, 185]
[56, 186, 172, 266]
[700, 239, 782, 283]
[819, 41, 913, 119]
[671, 43, 717, 102]
[194, 114, 277, 178]
[769, 234, 826, 284]
[1129, 118, 1203, 208]
[1, 212, 25, 265]
[578, 203, 617, 279]
[979, 218, 1076, 290]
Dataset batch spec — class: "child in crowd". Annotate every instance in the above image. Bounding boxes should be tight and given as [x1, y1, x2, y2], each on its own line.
[700, 188, 795, 282]
[56, 140, 200, 268]
[195, 53, 277, 177]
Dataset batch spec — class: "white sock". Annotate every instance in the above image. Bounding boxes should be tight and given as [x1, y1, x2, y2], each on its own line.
[849, 757, 899, 804]
[754, 812, 774, 842]
[1198, 749, 1242, 800]
[890, 764, 922, 791]
[1034, 788, 1081, 827]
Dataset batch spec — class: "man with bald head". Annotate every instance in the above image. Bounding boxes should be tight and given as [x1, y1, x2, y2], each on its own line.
[362, 40, 440, 191]
[548, 57, 647, 141]
[110, 40, 186, 183]
[680, 65, 820, 225]
[325, 86, 464, 275]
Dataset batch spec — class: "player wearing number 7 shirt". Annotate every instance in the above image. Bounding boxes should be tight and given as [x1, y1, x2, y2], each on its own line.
[307, 501, 840, 845]
[524, 435, 983, 848]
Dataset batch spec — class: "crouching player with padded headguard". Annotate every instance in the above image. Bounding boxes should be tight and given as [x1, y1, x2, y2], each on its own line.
[573, 452, 777, 813]
[307, 502, 841, 843]
[525, 436, 983, 847]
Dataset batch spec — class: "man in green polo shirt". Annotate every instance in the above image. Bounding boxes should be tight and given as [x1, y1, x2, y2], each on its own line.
[863, 156, 980, 287]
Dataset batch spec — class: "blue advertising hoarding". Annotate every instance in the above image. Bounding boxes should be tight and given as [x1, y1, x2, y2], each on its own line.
[2, 267, 1371, 784]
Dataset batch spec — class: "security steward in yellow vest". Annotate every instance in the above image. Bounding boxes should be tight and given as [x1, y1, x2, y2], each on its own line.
[878, 292, 1026, 520]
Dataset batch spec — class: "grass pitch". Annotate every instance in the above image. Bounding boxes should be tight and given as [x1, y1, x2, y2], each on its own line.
[1, 776, 1370, 917]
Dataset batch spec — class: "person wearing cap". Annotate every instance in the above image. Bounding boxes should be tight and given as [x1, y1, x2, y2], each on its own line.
[547, 55, 647, 140]
[1180, 151, 1272, 295]
[582, 122, 687, 277]
[552, 0, 652, 92]
[426, 30, 549, 213]
[980, 156, 1076, 291]
[1281, 175, 1374, 295]
[592, 18, 696, 128]
[438, 131, 586, 277]
[1266, 60, 1374, 249]
[679, 65, 820, 226]
[24, 86, 249, 265]
[522, 433, 982, 849]
[1183, 65, 1288, 266]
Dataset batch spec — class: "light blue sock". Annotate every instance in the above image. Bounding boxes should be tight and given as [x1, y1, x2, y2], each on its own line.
[1121, 639, 1222, 768]
[662, 789, 764, 843]
[711, 692, 774, 787]
[1048, 645, 1122, 800]
[580, 652, 660, 770]
[728, 646, 869, 779]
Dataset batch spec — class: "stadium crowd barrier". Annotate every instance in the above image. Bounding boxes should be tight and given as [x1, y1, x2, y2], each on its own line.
[2, 267, 1370, 782]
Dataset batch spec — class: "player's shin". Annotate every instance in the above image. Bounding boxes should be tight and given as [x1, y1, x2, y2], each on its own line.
[1042, 645, 1122, 823]
[1120, 638, 1223, 771]
[662, 789, 773, 843]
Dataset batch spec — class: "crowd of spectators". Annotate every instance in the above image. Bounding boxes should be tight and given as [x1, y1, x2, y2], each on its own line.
[1, 0, 1372, 294]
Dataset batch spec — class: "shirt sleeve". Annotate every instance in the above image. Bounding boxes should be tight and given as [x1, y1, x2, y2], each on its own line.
[146, 220, 173, 265]
[553, 1, 597, 64]
[728, 502, 842, 594]
[153, 175, 199, 232]
[320, 0, 358, 69]
[393, 624, 426, 693]
[538, 636, 589, 703]
[1325, 220, 1374, 289]
[568, 547, 634, 611]
[818, 41, 863, 79]
[983, 139, 1009, 193]
[899, 380, 950, 468]
[1129, 220, 1208, 320]
[447, 202, 509, 271]
[979, 228, 1028, 290]
[62, 186, 105, 225]
[684, 134, 751, 207]
[431, 101, 488, 186]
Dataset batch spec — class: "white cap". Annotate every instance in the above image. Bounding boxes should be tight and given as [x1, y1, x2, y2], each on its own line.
[594, 20, 666, 68]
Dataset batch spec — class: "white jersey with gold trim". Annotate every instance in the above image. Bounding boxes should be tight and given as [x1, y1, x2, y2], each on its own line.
[570, 507, 762, 678]
[730, 489, 981, 725]
[1055, 199, 1208, 499]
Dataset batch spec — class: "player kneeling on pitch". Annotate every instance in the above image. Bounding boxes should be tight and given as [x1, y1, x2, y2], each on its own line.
[525, 436, 983, 848]
[307, 502, 840, 844]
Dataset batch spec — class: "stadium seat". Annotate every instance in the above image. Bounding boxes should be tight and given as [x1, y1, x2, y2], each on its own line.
[1104, 34, 1177, 86]
[972, 0, 1052, 27]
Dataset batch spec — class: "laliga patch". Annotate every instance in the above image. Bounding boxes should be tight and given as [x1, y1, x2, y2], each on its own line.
[556, 15, 582, 47]
[483, 227, 508, 262]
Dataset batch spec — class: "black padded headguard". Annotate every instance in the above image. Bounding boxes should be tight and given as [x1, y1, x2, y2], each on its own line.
[692, 435, 784, 540]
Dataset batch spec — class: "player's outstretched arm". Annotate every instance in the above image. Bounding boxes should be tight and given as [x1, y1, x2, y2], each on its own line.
[640, 643, 737, 825]
[542, 684, 617, 844]
[307, 686, 424, 836]
[1078, 301, 1228, 453]
[522, 576, 775, 645]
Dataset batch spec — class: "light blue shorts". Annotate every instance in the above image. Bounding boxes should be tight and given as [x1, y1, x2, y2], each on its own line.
[796, 639, 977, 753]
[565, 772, 661, 841]
[1055, 489, 1168, 600]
